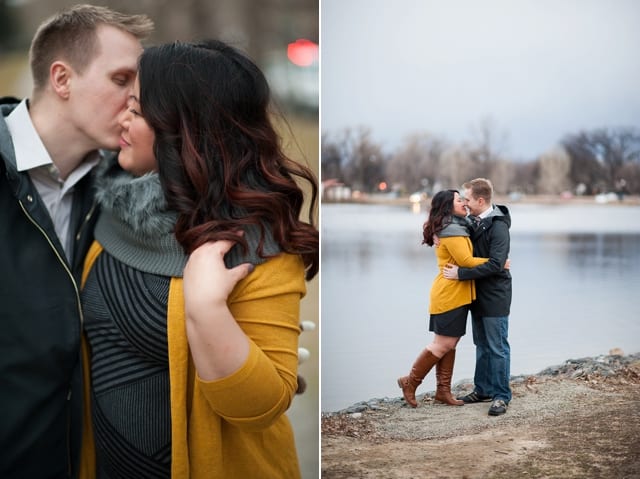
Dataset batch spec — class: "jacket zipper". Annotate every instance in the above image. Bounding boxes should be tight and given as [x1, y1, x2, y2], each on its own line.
[75, 200, 97, 244]
[18, 199, 83, 476]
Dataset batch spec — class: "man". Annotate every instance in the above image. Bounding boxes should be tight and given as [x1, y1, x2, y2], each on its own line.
[442, 178, 512, 416]
[0, 6, 152, 477]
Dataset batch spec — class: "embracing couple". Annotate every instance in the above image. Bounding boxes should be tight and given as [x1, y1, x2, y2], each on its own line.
[1, 4, 318, 478]
[397, 178, 512, 416]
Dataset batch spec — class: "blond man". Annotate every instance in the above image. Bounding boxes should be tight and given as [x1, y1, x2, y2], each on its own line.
[0, 6, 152, 477]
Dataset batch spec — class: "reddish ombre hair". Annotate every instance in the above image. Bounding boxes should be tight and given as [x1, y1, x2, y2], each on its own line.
[137, 40, 318, 279]
[422, 189, 458, 246]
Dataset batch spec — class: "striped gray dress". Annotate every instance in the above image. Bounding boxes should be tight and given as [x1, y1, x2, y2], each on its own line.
[82, 251, 172, 478]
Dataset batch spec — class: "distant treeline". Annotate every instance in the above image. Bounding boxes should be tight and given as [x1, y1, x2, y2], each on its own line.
[321, 124, 640, 197]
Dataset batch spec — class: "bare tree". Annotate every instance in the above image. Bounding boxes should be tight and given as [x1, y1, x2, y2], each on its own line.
[438, 146, 473, 190]
[511, 160, 539, 194]
[537, 146, 571, 194]
[347, 128, 387, 193]
[321, 127, 386, 193]
[320, 133, 343, 181]
[468, 116, 509, 165]
[386, 132, 447, 194]
[616, 162, 640, 195]
[487, 158, 515, 195]
[562, 127, 640, 194]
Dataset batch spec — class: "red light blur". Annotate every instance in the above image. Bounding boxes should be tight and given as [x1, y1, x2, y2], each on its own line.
[287, 39, 319, 67]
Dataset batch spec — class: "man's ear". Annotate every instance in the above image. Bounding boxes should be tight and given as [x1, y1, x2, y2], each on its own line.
[50, 61, 72, 99]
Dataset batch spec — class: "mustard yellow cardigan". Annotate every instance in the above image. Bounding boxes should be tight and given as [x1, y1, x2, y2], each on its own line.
[80, 241, 305, 478]
[429, 236, 488, 314]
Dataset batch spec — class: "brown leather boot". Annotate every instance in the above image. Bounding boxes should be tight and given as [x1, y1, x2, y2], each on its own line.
[397, 349, 440, 407]
[434, 349, 464, 406]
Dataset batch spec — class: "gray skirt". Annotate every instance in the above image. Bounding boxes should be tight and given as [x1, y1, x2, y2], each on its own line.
[429, 304, 470, 337]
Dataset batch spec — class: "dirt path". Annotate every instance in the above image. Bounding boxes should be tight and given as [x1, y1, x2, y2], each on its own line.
[322, 361, 640, 478]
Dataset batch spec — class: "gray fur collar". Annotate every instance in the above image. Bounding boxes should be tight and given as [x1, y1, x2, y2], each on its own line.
[94, 157, 177, 236]
[439, 215, 471, 238]
[92, 156, 282, 275]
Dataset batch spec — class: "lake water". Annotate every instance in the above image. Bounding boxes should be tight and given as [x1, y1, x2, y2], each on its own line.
[321, 202, 640, 412]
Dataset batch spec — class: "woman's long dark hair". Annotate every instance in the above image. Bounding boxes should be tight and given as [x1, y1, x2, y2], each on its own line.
[138, 40, 318, 279]
[422, 189, 458, 246]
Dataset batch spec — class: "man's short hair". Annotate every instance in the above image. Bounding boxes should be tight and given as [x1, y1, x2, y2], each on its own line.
[463, 178, 493, 203]
[29, 4, 154, 91]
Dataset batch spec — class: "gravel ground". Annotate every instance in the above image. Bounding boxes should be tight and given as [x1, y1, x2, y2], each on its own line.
[322, 353, 640, 478]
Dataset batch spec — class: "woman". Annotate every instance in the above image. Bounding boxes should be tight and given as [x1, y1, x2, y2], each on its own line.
[397, 190, 488, 408]
[79, 40, 318, 478]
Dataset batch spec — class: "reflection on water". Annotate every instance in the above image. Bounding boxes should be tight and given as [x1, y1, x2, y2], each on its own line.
[321, 203, 640, 412]
[568, 234, 637, 271]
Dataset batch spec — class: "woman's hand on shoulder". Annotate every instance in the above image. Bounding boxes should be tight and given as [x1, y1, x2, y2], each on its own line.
[183, 240, 254, 314]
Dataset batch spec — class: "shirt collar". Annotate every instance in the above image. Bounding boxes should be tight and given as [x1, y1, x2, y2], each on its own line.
[477, 205, 494, 219]
[5, 99, 53, 172]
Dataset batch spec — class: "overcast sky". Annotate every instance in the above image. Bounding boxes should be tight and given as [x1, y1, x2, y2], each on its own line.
[321, 0, 640, 160]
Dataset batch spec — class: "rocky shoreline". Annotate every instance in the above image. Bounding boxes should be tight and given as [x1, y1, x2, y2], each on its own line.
[325, 351, 639, 416]
[322, 352, 640, 479]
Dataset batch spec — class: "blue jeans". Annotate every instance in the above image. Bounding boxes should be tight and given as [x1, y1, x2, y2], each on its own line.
[471, 314, 512, 403]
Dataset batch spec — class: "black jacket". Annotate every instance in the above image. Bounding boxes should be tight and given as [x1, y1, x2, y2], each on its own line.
[457, 204, 512, 317]
[0, 98, 98, 478]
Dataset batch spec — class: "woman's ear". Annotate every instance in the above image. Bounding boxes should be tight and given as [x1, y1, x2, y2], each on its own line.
[50, 61, 72, 99]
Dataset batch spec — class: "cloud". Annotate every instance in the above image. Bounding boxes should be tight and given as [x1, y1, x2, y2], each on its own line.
[321, 0, 640, 158]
